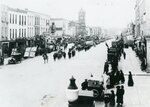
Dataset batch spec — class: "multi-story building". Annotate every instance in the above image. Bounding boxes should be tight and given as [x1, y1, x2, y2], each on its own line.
[26, 10, 35, 38]
[126, 22, 135, 36]
[40, 14, 50, 35]
[135, 0, 150, 37]
[67, 21, 78, 37]
[134, 0, 150, 71]
[0, 4, 1, 41]
[50, 18, 70, 37]
[0, 5, 9, 41]
[8, 7, 27, 40]
[0, 5, 53, 56]
[34, 13, 40, 36]
[86, 27, 92, 36]
[90, 27, 102, 37]
[77, 9, 86, 36]
[26, 10, 51, 37]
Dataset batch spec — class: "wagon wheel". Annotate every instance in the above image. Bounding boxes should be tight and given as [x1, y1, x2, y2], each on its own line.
[93, 89, 99, 98]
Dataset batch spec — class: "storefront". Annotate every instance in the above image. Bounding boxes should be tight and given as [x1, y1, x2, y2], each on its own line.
[134, 36, 147, 70]
[146, 37, 150, 72]
[0, 41, 9, 57]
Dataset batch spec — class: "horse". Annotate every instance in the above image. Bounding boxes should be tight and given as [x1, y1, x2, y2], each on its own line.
[62, 52, 66, 59]
[64, 43, 68, 50]
[68, 51, 72, 59]
[72, 50, 76, 57]
[43, 53, 48, 63]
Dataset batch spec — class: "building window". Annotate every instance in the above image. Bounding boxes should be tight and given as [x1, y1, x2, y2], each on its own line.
[13, 29, 14, 38]
[24, 29, 26, 37]
[31, 16, 32, 25]
[19, 29, 21, 37]
[19, 15, 21, 25]
[28, 27, 29, 37]
[10, 29, 11, 39]
[1, 27, 3, 36]
[22, 15, 24, 26]
[32, 28, 33, 37]
[35, 18, 37, 25]
[27, 16, 29, 25]
[15, 29, 17, 39]
[22, 29, 23, 37]
[24, 16, 26, 25]
[5, 27, 7, 37]
[10, 14, 11, 23]
[15, 15, 17, 24]
[12, 14, 14, 24]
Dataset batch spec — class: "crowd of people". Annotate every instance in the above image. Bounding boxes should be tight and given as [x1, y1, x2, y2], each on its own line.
[42, 40, 96, 63]
[103, 41, 134, 107]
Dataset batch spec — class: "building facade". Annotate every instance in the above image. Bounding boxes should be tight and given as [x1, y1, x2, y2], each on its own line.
[26, 10, 35, 38]
[40, 14, 51, 35]
[50, 18, 70, 37]
[0, 4, 1, 41]
[8, 7, 27, 40]
[68, 21, 78, 37]
[86, 27, 92, 36]
[34, 13, 40, 36]
[26, 10, 51, 38]
[0, 5, 9, 41]
[85, 27, 102, 38]
[135, 0, 150, 37]
[77, 9, 86, 36]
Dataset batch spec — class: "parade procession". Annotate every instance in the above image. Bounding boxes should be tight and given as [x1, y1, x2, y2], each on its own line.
[1, 0, 150, 107]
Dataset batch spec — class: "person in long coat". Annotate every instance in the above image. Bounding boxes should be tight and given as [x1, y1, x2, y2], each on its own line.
[116, 86, 121, 105]
[120, 85, 125, 105]
[104, 61, 109, 75]
[81, 79, 88, 90]
[104, 93, 111, 107]
[128, 71, 134, 86]
[120, 70, 125, 84]
[115, 70, 120, 85]
[123, 51, 126, 59]
[109, 90, 115, 107]
[68, 51, 71, 59]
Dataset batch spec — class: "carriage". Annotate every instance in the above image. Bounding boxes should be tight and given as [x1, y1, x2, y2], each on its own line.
[81, 76, 105, 101]
[8, 53, 22, 64]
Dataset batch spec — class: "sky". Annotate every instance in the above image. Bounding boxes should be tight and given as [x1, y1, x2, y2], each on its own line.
[1, 0, 136, 30]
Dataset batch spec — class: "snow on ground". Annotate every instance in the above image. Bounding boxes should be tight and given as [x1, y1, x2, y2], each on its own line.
[0, 41, 109, 107]
[119, 47, 146, 75]
[0, 39, 147, 107]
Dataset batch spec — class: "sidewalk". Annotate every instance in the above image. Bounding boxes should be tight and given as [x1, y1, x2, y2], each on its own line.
[119, 47, 146, 75]
[114, 47, 150, 107]
[96, 47, 150, 107]
[119, 47, 150, 107]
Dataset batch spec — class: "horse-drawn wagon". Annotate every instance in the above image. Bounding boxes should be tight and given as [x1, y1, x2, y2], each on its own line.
[81, 76, 105, 101]
[8, 53, 22, 64]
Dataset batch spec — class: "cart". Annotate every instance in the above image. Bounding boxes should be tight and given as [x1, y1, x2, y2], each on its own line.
[8, 53, 22, 64]
[81, 76, 105, 101]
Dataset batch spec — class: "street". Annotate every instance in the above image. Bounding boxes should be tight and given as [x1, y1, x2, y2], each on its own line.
[0, 41, 150, 107]
[0, 42, 108, 107]
[1, 0, 150, 106]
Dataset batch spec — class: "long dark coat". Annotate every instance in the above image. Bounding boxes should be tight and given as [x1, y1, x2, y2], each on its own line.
[128, 73, 134, 86]
[110, 92, 115, 106]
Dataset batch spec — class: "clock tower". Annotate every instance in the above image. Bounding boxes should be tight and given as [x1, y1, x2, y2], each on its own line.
[78, 9, 86, 36]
